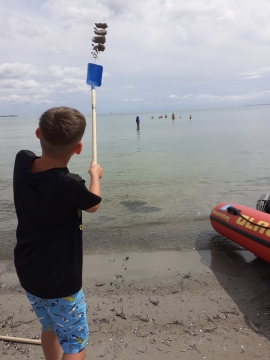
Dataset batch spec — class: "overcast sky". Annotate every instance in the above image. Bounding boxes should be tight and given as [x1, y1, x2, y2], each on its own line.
[1, 0, 270, 116]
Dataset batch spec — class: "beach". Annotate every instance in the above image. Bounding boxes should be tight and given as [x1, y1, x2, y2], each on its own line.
[1, 247, 270, 359]
[1, 107, 270, 358]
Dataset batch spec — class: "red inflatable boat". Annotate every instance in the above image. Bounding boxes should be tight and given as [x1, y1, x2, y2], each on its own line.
[210, 202, 270, 263]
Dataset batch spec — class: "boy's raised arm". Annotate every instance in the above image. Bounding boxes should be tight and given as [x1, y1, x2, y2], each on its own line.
[85, 160, 103, 213]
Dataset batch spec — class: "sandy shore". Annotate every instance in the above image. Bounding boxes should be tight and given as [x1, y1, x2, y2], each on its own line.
[0, 249, 270, 359]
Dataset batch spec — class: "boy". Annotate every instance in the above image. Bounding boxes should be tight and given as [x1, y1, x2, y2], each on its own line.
[13, 106, 103, 360]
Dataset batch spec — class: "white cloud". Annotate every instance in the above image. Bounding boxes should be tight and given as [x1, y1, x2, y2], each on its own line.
[0, 63, 90, 107]
[0, 13, 12, 39]
[175, 26, 188, 40]
[16, 21, 46, 38]
[1, 79, 40, 90]
[50, 46, 58, 54]
[1, 0, 270, 114]
[0, 94, 51, 105]
[61, 78, 83, 85]
[0, 94, 30, 102]
[48, 65, 84, 78]
[0, 63, 39, 79]
[197, 94, 220, 100]
[195, 91, 268, 102]
[240, 67, 270, 79]
[42, 0, 111, 25]
[218, 10, 235, 22]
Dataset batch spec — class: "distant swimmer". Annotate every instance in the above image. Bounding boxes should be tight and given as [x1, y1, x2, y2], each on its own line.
[165, 114, 167, 118]
[151, 116, 154, 119]
[172, 113, 175, 120]
[189, 115, 192, 120]
[136, 116, 140, 127]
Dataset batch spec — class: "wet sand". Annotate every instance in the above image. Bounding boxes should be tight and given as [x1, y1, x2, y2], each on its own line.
[0, 220, 240, 262]
[1, 249, 270, 359]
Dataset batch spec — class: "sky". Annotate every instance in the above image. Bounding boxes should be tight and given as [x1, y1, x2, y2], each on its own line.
[1, 0, 270, 116]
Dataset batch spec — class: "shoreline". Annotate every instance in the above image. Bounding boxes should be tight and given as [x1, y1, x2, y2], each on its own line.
[0, 220, 240, 261]
[1, 249, 270, 359]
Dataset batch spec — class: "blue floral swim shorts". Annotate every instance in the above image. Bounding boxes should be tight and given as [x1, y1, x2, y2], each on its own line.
[26, 289, 89, 354]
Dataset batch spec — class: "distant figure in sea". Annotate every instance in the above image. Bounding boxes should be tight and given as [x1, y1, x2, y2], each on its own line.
[151, 116, 154, 119]
[136, 116, 140, 128]
[165, 114, 167, 118]
[189, 115, 192, 120]
[172, 113, 175, 120]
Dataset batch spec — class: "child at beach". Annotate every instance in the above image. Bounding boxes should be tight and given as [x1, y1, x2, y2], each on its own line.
[13, 107, 103, 360]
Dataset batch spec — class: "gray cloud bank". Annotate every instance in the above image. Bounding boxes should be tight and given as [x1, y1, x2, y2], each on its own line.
[0, 0, 270, 115]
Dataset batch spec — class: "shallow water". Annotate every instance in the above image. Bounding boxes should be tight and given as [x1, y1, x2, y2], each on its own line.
[1, 106, 270, 252]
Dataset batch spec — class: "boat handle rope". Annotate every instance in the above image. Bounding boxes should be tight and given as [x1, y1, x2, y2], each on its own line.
[227, 206, 270, 230]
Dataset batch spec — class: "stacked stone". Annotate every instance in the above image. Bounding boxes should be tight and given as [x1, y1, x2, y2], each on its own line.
[91, 23, 108, 59]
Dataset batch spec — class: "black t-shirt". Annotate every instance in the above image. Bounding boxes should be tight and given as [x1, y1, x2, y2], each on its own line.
[13, 150, 101, 299]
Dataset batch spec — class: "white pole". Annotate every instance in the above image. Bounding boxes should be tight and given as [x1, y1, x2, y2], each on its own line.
[0, 335, 41, 345]
[91, 87, 97, 164]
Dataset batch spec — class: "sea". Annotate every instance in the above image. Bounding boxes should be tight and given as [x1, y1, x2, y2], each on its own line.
[1, 106, 270, 255]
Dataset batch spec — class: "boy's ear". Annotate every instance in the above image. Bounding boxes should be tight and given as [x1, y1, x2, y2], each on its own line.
[74, 142, 83, 155]
[35, 128, 40, 139]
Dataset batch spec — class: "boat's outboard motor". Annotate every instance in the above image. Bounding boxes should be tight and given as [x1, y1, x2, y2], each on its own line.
[256, 194, 270, 213]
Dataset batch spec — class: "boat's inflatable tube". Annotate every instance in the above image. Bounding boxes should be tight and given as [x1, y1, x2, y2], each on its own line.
[210, 202, 270, 263]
